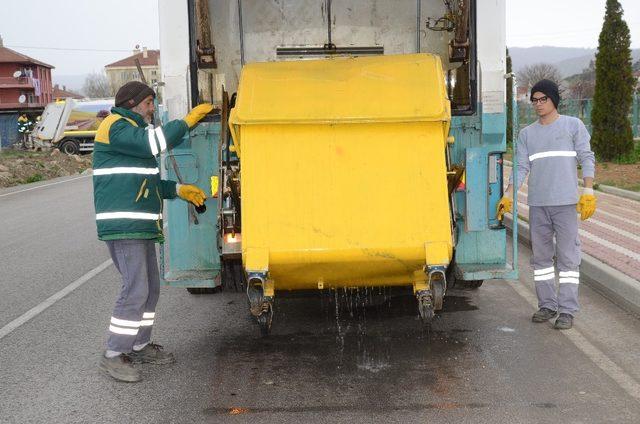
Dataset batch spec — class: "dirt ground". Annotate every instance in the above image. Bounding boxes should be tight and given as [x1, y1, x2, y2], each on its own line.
[595, 162, 640, 192]
[1, 148, 639, 192]
[0, 149, 92, 188]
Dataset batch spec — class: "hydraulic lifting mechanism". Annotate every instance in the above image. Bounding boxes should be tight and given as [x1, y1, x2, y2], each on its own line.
[160, 0, 518, 336]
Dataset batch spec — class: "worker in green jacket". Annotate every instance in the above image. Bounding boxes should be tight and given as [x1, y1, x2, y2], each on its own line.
[94, 81, 213, 382]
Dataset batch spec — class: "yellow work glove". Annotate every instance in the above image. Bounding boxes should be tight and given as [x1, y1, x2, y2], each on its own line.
[496, 196, 513, 221]
[183, 103, 214, 128]
[177, 184, 206, 206]
[577, 189, 596, 221]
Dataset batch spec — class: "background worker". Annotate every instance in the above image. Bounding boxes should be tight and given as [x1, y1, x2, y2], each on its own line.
[497, 79, 596, 330]
[17, 114, 33, 148]
[93, 81, 213, 382]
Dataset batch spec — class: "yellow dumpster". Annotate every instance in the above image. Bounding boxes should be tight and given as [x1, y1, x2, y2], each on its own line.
[229, 53, 453, 329]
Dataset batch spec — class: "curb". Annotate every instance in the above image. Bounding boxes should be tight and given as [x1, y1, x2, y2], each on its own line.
[504, 215, 640, 318]
[503, 160, 640, 202]
[596, 184, 640, 201]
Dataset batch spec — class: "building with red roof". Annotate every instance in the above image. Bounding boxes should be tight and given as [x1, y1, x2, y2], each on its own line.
[0, 36, 54, 112]
[52, 84, 84, 101]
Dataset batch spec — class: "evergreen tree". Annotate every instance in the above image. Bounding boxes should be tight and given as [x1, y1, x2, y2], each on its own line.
[591, 0, 634, 161]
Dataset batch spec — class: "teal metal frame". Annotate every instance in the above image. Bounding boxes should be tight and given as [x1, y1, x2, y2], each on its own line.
[159, 119, 222, 288]
[450, 96, 518, 282]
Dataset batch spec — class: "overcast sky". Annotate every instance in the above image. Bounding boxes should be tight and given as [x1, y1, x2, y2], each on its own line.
[507, 0, 640, 49]
[1, 0, 160, 77]
[0, 0, 638, 78]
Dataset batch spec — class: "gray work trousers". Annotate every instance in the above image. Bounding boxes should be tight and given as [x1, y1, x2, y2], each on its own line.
[105, 239, 160, 353]
[529, 205, 581, 316]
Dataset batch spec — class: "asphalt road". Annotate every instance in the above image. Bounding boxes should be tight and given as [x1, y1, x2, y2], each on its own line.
[1, 175, 640, 423]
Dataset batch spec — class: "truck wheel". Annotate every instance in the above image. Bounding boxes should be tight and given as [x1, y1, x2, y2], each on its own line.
[59, 139, 80, 155]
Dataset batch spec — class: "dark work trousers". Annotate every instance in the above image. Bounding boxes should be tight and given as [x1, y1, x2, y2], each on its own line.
[529, 205, 581, 316]
[105, 239, 160, 353]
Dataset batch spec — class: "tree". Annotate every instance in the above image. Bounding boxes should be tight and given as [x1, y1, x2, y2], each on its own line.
[517, 63, 562, 92]
[82, 72, 114, 98]
[566, 60, 596, 99]
[591, 0, 635, 161]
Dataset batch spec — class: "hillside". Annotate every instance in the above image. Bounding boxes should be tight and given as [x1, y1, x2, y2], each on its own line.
[509, 46, 640, 78]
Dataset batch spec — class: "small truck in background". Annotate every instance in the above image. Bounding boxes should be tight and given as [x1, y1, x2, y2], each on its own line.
[31, 98, 114, 154]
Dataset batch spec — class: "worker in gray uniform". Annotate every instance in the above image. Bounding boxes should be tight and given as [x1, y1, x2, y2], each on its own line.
[497, 79, 596, 330]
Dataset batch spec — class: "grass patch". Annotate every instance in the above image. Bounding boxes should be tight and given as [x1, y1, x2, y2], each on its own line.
[0, 150, 30, 159]
[616, 143, 640, 164]
[0, 150, 49, 160]
[23, 173, 44, 184]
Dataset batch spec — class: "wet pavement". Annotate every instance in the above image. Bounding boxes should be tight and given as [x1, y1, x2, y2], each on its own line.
[2, 176, 640, 423]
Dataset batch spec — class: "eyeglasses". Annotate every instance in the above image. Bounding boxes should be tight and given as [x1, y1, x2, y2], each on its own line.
[531, 95, 549, 105]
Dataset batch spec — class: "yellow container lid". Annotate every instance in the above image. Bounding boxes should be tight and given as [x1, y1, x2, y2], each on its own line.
[232, 53, 450, 125]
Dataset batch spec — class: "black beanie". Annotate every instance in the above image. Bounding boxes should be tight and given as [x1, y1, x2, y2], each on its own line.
[115, 81, 155, 109]
[530, 79, 560, 108]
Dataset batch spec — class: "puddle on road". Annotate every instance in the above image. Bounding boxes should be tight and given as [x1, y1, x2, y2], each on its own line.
[206, 289, 484, 414]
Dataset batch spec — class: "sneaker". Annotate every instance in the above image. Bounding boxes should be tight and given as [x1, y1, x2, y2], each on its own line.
[532, 307, 558, 323]
[129, 342, 175, 365]
[99, 354, 141, 383]
[554, 313, 573, 330]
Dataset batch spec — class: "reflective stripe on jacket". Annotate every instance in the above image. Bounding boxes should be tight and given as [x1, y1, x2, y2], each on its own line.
[92, 107, 188, 240]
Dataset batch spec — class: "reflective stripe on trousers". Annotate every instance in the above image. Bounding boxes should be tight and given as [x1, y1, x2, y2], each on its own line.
[529, 205, 581, 315]
[105, 239, 160, 353]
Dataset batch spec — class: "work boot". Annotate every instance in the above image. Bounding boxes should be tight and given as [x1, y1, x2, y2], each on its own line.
[554, 313, 573, 330]
[129, 342, 175, 365]
[531, 307, 557, 323]
[99, 353, 141, 383]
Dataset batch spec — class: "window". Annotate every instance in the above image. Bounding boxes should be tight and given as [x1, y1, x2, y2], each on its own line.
[151, 79, 157, 84]
[151, 70, 157, 76]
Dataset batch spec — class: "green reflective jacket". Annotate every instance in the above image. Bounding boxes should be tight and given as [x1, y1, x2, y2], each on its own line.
[92, 107, 188, 241]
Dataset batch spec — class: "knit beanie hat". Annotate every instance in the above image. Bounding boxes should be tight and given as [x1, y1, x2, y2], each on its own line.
[530, 79, 560, 108]
[115, 81, 155, 109]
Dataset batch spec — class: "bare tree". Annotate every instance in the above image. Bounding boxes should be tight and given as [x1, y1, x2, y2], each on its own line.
[517, 63, 563, 92]
[567, 60, 596, 99]
[82, 72, 115, 98]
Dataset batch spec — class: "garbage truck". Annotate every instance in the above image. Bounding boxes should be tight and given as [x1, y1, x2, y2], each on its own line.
[31, 98, 114, 154]
[156, 0, 518, 334]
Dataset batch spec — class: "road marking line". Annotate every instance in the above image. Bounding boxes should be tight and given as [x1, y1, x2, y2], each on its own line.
[507, 279, 640, 402]
[0, 259, 113, 340]
[0, 175, 91, 198]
